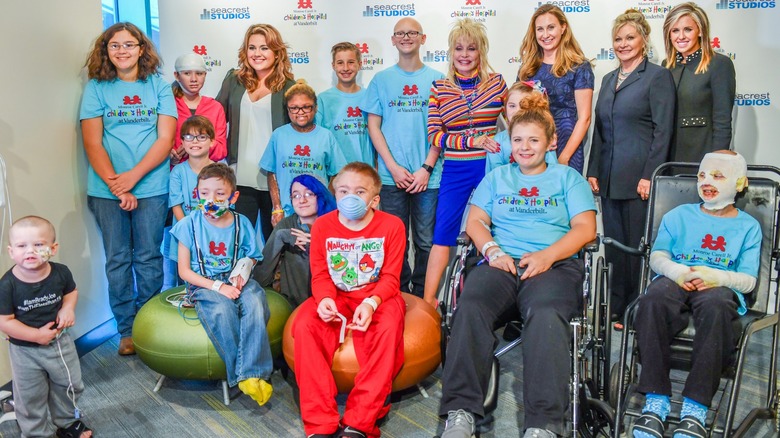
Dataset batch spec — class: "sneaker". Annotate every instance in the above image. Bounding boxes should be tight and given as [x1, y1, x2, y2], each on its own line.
[441, 409, 475, 438]
[523, 428, 557, 438]
[335, 424, 367, 437]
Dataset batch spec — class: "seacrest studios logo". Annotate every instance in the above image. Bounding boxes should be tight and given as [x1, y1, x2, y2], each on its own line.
[536, 0, 590, 13]
[200, 7, 251, 20]
[735, 92, 771, 106]
[595, 47, 655, 61]
[355, 43, 384, 71]
[284, 0, 327, 26]
[716, 0, 775, 9]
[633, 1, 672, 19]
[451, 0, 497, 22]
[191, 45, 222, 71]
[422, 49, 449, 64]
[289, 50, 311, 64]
[362, 3, 416, 17]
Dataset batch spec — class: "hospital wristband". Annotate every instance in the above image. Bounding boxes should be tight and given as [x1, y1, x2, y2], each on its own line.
[211, 280, 224, 292]
[481, 241, 500, 256]
[271, 209, 284, 215]
[488, 250, 508, 263]
[362, 297, 378, 312]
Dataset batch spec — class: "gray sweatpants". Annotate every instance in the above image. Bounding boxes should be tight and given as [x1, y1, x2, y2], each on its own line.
[9, 333, 84, 438]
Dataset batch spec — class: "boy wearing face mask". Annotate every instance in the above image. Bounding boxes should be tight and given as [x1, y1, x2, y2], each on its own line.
[169, 163, 274, 407]
[632, 151, 761, 438]
[292, 162, 406, 438]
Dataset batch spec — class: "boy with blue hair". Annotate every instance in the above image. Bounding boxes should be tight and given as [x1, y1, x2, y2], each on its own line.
[633, 150, 761, 438]
[170, 163, 273, 406]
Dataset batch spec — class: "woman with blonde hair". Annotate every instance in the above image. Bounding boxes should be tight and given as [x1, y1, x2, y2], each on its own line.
[663, 2, 736, 163]
[518, 4, 593, 174]
[587, 9, 676, 326]
[217, 23, 295, 240]
[422, 18, 507, 308]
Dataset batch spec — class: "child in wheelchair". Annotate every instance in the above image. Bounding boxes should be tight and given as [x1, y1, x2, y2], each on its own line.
[632, 151, 761, 438]
[437, 93, 597, 438]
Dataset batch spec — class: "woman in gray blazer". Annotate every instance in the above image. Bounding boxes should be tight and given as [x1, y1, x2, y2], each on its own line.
[586, 10, 676, 324]
[216, 23, 294, 240]
[663, 2, 736, 163]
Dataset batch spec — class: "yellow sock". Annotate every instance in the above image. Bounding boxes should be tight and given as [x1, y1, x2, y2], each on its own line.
[238, 378, 273, 406]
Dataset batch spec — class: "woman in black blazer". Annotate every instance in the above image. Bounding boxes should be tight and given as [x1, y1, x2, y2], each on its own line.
[586, 9, 676, 324]
[663, 2, 736, 163]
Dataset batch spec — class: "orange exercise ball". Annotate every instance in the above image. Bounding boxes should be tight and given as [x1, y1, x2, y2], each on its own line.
[282, 293, 441, 393]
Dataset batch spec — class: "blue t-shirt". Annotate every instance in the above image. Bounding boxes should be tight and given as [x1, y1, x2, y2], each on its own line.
[259, 124, 347, 216]
[485, 130, 558, 172]
[79, 75, 177, 199]
[652, 203, 761, 313]
[362, 64, 445, 187]
[316, 88, 374, 166]
[168, 161, 200, 214]
[169, 211, 261, 279]
[470, 163, 596, 258]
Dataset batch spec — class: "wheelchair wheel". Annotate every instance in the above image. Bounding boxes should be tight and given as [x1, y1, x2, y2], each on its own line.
[608, 363, 636, 410]
[579, 397, 614, 438]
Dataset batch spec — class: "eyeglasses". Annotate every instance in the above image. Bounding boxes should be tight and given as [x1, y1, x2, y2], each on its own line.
[292, 192, 317, 201]
[107, 42, 142, 51]
[393, 31, 421, 39]
[288, 105, 314, 114]
[182, 134, 210, 142]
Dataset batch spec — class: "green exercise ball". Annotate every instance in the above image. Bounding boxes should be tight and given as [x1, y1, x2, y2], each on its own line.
[133, 286, 292, 380]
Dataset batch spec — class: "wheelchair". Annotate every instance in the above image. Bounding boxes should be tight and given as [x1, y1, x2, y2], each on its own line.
[606, 162, 780, 437]
[438, 227, 615, 437]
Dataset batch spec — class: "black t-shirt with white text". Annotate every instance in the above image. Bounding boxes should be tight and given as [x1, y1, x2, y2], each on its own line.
[0, 262, 76, 347]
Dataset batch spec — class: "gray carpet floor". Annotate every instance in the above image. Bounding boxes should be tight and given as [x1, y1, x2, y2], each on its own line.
[0, 328, 777, 437]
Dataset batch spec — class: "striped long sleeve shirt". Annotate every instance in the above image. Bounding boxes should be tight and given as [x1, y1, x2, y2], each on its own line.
[427, 72, 507, 161]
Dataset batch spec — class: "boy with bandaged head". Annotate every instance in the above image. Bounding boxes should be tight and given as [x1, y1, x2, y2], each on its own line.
[632, 151, 761, 438]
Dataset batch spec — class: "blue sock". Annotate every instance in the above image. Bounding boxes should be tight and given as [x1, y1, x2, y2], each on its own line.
[633, 394, 670, 438]
[679, 397, 707, 425]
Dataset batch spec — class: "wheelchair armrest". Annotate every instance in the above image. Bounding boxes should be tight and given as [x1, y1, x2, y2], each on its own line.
[456, 231, 472, 247]
[583, 238, 599, 253]
[601, 235, 646, 257]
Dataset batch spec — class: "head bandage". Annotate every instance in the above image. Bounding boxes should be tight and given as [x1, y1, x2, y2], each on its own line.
[175, 53, 207, 72]
[697, 152, 747, 211]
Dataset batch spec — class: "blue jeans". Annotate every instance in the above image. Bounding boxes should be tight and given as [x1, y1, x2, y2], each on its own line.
[192, 279, 273, 387]
[88, 194, 167, 337]
[379, 185, 438, 296]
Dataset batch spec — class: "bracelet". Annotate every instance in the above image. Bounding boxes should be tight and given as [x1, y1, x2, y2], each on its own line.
[421, 164, 434, 174]
[271, 209, 284, 215]
[481, 241, 499, 256]
[362, 297, 378, 312]
[211, 280, 224, 292]
[488, 250, 507, 263]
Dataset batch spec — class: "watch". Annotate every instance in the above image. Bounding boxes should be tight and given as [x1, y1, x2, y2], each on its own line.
[422, 164, 434, 174]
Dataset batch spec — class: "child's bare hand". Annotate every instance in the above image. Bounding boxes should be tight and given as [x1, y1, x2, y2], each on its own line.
[349, 303, 374, 332]
[317, 298, 338, 322]
[56, 308, 75, 329]
[37, 322, 59, 345]
[290, 228, 311, 251]
[217, 284, 241, 300]
[118, 193, 138, 211]
[518, 250, 555, 280]
[108, 171, 140, 197]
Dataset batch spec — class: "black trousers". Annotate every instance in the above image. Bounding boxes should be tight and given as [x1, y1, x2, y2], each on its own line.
[234, 185, 274, 241]
[635, 277, 739, 406]
[601, 197, 647, 317]
[439, 259, 582, 436]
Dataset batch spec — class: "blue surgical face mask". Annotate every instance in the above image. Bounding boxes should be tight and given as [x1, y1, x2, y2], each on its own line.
[337, 194, 369, 220]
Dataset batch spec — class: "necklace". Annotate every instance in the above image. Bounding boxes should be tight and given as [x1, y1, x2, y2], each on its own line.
[616, 68, 632, 89]
[455, 73, 480, 139]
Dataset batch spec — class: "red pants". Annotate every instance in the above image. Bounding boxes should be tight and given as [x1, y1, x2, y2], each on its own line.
[292, 294, 405, 437]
